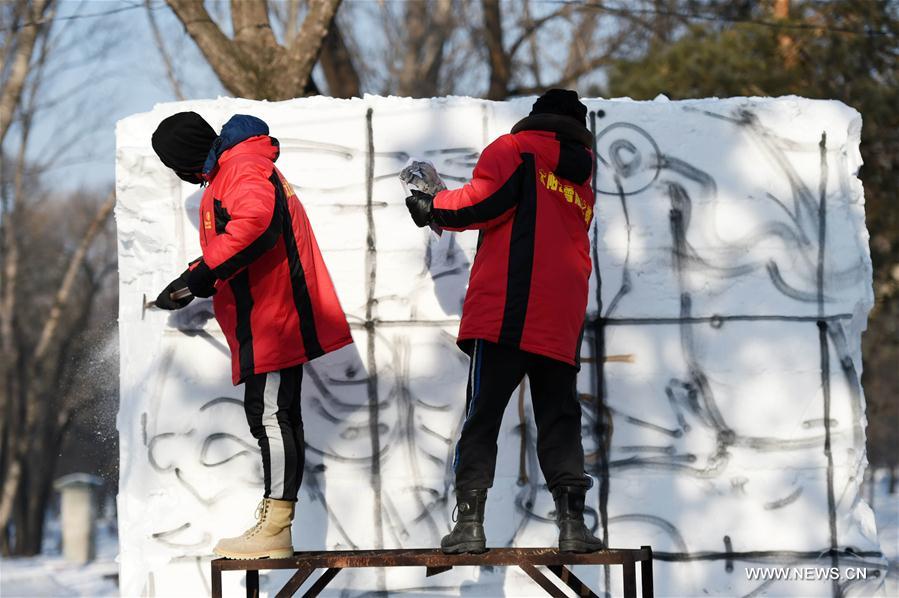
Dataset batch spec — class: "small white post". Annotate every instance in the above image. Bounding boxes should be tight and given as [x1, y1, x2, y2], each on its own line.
[53, 473, 102, 564]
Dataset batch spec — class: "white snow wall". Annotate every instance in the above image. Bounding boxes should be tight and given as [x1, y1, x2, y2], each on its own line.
[115, 96, 886, 597]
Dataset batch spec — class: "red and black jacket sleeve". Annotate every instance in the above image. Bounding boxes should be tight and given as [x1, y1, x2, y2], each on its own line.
[203, 168, 282, 281]
[431, 134, 525, 231]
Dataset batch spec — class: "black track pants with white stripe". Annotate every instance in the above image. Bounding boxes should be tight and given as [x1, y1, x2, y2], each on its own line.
[243, 365, 304, 501]
[453, 339, 591, 492]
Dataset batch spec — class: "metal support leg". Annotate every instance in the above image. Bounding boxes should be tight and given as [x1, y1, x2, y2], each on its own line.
[622, 554, 637, 598]
[211, 563, 222, 598]
[426, 565, 453, 577]
[519, 564, 567, 598]
[246, 570, 259, 598]
[275, 566, 314, 598]
[640, 546, 654, 598]
[548, 565, 599, 598]
[303, 568, 341, 598]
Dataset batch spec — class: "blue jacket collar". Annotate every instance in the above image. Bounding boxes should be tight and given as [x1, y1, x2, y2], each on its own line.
[202, 114, 270, 175]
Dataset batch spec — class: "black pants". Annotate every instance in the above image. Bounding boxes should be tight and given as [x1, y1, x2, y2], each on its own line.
[244, 365, 304, 501]
[453, 340, 590, 492]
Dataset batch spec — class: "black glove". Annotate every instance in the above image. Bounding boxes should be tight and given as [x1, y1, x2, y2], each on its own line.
[186, 260, 217, 298]
[155, 272, 194, 310]
[405, 189, 434, 228]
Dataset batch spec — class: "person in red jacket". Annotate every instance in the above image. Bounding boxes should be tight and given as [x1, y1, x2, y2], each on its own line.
[404, 90, 603, 553]
[151, 112, 353, 559]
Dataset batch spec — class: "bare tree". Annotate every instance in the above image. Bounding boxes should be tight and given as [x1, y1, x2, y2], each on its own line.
[480, 0, 638, 98]
[152, 0, 650, 102]
[164, 0, 343, 100]
[0, 2, 118, 555]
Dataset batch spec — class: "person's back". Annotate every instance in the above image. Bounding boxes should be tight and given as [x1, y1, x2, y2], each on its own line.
[403, 89, 604, 555]
[200, 120, 351, 384]
[442, 128, 594, 366]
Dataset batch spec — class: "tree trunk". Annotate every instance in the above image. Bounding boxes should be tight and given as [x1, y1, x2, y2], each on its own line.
[165, 0, 260, 98]
[774, 0, 796, 68]
[319, 20, 361, 98]
[397, 0, 427, 95]
[0, 117, 34, 553]
[483, 0, 510, 100]
[165, 0, 342, 100]
[278, 0, 342, 97]
[890, 465, 897, 495]
[17, 411, 70, 555]
[396, 0, 453, 97]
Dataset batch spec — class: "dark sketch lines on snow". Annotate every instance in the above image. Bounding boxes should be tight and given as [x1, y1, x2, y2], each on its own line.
[584, 103, 881, 596]
[116, 97, 882, 596]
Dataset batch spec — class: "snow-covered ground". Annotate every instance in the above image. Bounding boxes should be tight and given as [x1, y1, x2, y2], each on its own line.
[1, 470, 896, 597]
[0, 514, 118, 598]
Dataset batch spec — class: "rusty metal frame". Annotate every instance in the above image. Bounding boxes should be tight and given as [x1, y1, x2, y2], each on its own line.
[211, 546, 653, 597]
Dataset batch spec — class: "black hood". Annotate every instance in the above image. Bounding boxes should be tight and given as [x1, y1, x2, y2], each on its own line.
[152, 111, 217, 182]
[511, 113, 593, 147]
[511, 113, 593, 185]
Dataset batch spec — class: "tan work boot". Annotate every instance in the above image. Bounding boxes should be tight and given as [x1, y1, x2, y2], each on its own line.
[213, 498, 295, 559]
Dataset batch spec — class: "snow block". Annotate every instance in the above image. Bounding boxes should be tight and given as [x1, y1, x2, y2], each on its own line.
[115, 95, 886, 597]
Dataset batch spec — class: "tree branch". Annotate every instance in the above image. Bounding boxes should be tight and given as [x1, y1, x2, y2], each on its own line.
[397, 0, 427, 96]
[230, 0, 276, 47]
[319, 18, 361, 98]
[398, 0, 454, 97]
[509, 5, 572, 58]
[562, 7, 600, 82]
[284, 0, 301, 46]
[281, 0, 343, 96]
[0, 0, 53, 145]
[522, 0, 544, 88]
[483, 0, 511, 100]
[509, 53, 613, 96]
[165, 0, 255, 97]
[31, 192, 115, 365]
[418, 0, 454, 95]
[144, 0, 185, 101]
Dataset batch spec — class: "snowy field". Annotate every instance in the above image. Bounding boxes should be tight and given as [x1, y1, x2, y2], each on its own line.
[0, 516, 118, 598]
[0, 469, 895, 597]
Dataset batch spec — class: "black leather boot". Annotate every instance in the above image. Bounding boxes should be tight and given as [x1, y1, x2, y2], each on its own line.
[553, 486, 604, 553]
[440, 489, 488, 554]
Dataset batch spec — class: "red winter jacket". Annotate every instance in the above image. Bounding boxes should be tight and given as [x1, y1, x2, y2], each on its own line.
[431, 116, 595, 366]
[197, 134, 352, 384]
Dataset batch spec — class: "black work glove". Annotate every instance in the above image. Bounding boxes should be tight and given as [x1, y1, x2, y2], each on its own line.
[405, 189, 434, 228]
[186, 260, 217, 298]
[155, 272, 194, 310]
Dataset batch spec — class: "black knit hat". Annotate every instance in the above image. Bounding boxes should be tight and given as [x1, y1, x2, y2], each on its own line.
[151, 112, 217, 178]
[530, 89, 587, 126]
